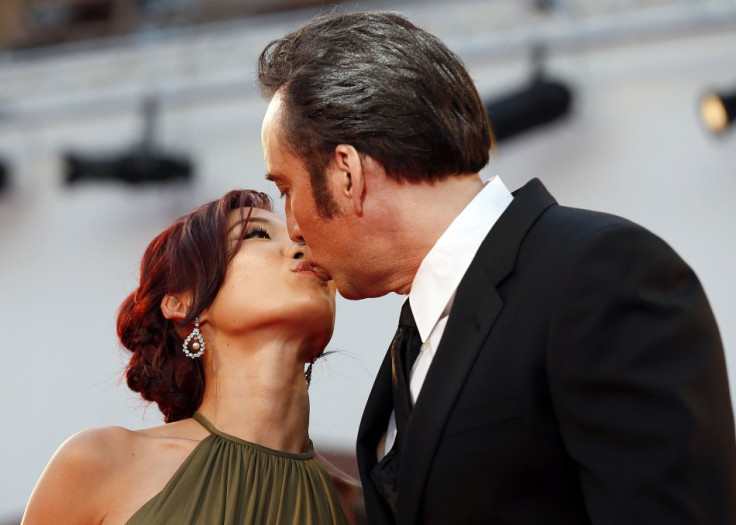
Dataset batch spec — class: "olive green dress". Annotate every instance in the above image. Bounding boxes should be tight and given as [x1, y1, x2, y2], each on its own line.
[126, 412, 348, 524]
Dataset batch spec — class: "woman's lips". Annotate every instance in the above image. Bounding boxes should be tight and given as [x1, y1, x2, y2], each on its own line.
[293, 261, 331, 281]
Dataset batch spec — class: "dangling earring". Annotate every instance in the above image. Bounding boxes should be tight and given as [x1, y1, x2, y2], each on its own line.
[305, 357, 315, 387]
[183, 317, 205, 359]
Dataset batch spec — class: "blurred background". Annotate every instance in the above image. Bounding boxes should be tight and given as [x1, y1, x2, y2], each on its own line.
[1, 0, 735, 522]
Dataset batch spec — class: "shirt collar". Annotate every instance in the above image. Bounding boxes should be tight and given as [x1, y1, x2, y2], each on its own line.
[408, 176, 513, 342]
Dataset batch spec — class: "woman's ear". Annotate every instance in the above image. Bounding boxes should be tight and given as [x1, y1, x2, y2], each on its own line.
[160, 293, 191, 322]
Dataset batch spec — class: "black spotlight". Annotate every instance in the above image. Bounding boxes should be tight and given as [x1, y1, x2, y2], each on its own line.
[65, 150, 192, 186]
[700, 88, 736, 134]
[64, 97, 193, 186]
[0, 158, 9, 194]
[485, 77, 573, 143]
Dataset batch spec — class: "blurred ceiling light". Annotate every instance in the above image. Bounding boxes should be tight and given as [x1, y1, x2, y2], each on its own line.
[485, 77, 573, 143]
[0, 158, 8, 194]
[65, 152, 192, 186]
[64, 97, 193, 187]
[700, 89, 736, 134]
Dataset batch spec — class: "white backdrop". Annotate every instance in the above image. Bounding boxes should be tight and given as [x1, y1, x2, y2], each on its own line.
[1, 1, 735, 521]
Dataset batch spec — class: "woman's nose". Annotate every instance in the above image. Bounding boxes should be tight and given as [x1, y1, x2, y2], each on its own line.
[285, 241, 305, 260]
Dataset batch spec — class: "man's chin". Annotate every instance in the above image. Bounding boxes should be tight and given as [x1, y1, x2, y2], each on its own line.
[334, 279, 391, 301]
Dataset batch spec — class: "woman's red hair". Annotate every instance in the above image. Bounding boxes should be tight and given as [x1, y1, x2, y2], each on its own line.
[117, 190, 272, 422]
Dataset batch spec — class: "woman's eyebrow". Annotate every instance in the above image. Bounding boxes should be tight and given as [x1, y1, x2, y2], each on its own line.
[227, 216, 272, 234]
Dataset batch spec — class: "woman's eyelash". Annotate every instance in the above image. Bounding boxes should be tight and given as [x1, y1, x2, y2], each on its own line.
[244, 226, 271, 240]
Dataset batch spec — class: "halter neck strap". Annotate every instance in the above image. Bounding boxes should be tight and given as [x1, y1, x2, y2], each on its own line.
[191, 411, 315, 460]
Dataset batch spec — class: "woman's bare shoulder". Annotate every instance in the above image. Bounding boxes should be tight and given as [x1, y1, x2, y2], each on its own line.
[22, 426, 142, 524]
[24, 420, 208, 524]
[45, 426, 141, 480]
[72, 424, 139, 455]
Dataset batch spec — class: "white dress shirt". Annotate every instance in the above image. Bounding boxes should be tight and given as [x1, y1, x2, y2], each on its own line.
[382, 175, 514, 457]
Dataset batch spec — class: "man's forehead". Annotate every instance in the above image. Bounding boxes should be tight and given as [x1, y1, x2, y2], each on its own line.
[263, 92, 285, 129]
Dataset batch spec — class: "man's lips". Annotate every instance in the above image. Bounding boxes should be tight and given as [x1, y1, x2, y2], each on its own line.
[293, 261, 332, 281]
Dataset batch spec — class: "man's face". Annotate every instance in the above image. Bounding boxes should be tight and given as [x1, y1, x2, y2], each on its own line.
[261, 95, 366, 299]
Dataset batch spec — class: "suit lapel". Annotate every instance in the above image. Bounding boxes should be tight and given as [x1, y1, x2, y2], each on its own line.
[356, 348, 396, 524]
[398, 178, 557, 523]
[358, 348, 393, 453]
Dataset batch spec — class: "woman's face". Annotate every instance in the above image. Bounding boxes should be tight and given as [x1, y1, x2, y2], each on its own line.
[203, 207, 337, 354]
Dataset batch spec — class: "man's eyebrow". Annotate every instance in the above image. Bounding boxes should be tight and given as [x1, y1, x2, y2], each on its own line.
[265, 173, 281, 182]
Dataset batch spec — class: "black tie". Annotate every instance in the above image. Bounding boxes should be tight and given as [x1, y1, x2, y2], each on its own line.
[370, 300, 423, 517]
[392, 300, 422, 443]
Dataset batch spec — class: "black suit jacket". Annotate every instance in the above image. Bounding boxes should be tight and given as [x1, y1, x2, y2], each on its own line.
[357, 179, 736, 524]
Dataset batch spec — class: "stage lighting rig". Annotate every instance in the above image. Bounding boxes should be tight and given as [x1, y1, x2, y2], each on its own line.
[700, 88, 736, 135]
[0, 158, 9, 194]
[485, 44, 573, 144]
[64, 97, 193, 186]
[485, 75, 573, 143]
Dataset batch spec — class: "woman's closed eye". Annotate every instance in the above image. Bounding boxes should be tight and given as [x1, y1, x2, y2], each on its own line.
[244, 226, 271, 240]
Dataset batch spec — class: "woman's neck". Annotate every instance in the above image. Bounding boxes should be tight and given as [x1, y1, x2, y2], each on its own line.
[195, 338, 311, 454]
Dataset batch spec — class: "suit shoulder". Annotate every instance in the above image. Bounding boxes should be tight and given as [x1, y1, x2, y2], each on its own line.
[514, 203, 695, 289]
[535, 203, 677, 253]
[542, 203, 642, 235]
[511, 178, 647, 240]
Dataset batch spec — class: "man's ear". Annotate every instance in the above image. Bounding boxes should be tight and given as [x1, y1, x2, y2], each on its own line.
[332, 144, 366, 216]
[160, 292, 191, 323]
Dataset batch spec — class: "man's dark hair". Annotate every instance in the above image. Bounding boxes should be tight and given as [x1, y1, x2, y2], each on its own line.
[257, 11, 493, 217]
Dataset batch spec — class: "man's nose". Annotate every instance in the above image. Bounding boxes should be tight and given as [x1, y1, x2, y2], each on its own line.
[285, 207, 305, 244]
